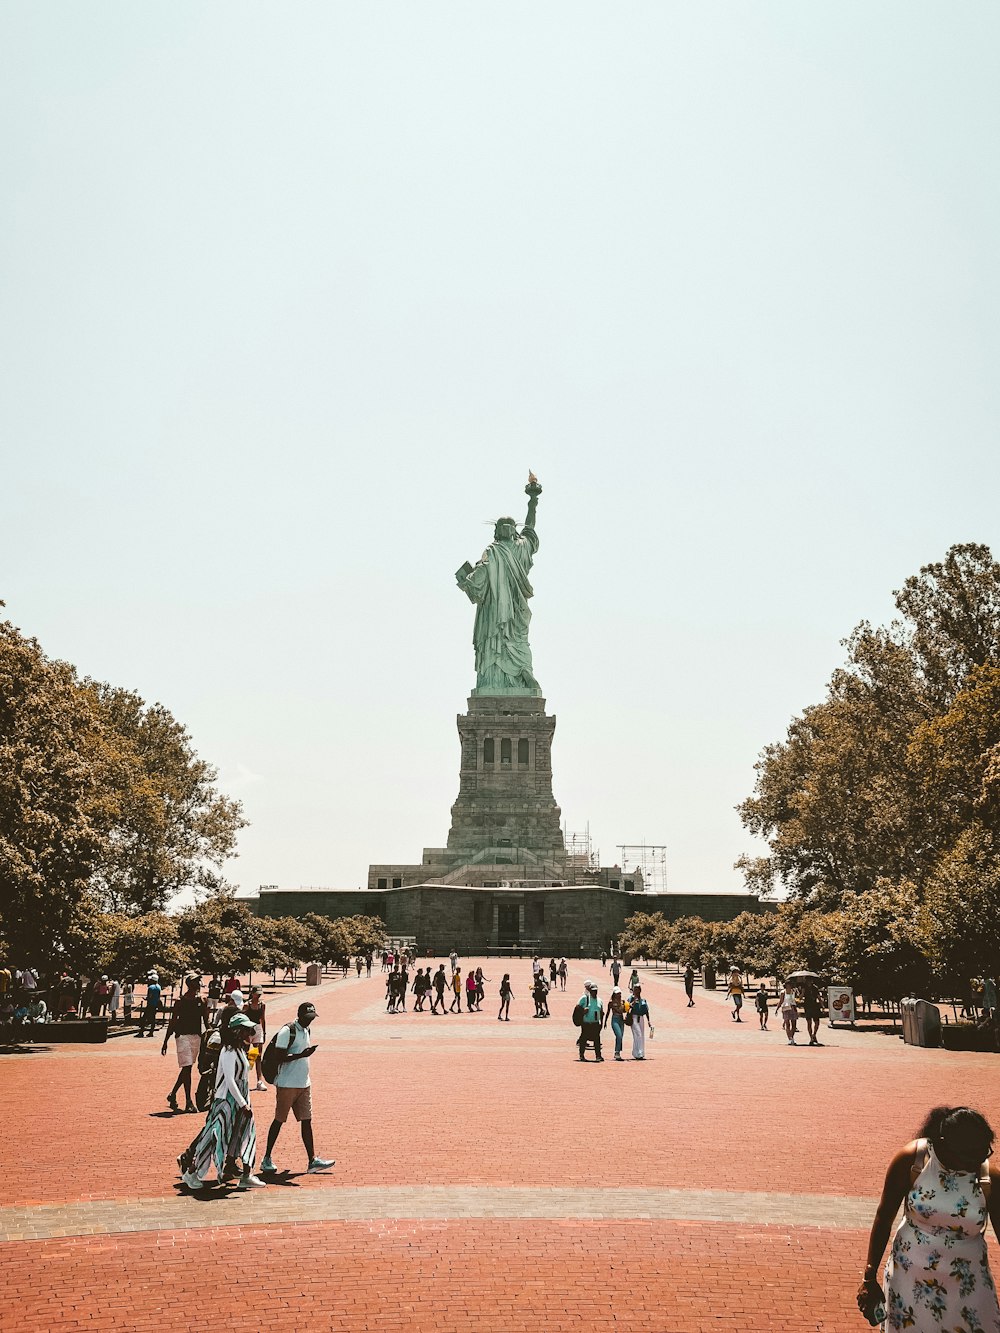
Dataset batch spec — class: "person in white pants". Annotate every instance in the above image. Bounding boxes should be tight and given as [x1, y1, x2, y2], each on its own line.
[628, 985, 653, 1059]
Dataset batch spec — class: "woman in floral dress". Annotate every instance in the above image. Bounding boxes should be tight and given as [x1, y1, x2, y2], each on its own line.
[858, 1106, 1000, 1331]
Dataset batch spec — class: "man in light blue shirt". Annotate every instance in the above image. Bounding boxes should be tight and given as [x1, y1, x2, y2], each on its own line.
[260, 1002, 335, 1176]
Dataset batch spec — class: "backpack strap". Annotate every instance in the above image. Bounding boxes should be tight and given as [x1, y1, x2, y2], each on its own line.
[980, 1160, 992, 1200]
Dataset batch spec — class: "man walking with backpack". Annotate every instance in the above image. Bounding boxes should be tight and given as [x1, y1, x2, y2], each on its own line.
[574, 981, 604, 1062]
[259, 1002, 334, 1176]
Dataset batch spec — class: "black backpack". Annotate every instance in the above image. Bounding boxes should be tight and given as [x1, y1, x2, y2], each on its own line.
[572, 1002, 586, 1027]
[259, 1022, 295, 1085]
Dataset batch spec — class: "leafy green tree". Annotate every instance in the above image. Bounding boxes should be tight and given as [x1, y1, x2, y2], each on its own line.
[738, 627, 928, 905]
[739, 544, 1000, 906]
[176, 892, 263, 976]
[258, 916, 321, 973]
[666, 916, 715, 968]
[338, 915, 387, 957]
[723, 911, 778, 977]
[923, 826, 1000, 988]
[895, 543, 1000, 704]
[0, 618, 107, 964]
[908, 665, 1000, 849]
[618, 912, 665, 960]
[0, 612, 248, 966]
[766, 902, 843, 978]
[84, 683, 246, 914]
[833, 884, 933, 1000]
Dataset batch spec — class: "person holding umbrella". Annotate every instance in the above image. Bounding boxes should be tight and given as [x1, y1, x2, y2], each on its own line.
[786, 971, 824, 1047]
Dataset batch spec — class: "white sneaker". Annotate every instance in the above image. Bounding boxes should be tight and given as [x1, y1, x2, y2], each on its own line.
[238, 1174, 267, 1189]
[255, 1082, 267, 1091]
[259, 1157, 278, 1173]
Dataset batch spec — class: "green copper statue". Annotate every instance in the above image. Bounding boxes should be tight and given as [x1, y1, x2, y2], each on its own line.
[456, 473, 544, 696]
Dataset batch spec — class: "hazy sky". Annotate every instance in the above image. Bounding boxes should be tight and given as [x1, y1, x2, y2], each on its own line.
[3, 4, 999, 899]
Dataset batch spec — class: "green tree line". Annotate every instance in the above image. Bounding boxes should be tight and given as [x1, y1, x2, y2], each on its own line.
[63, 895, 386, 982]
[618, 896, 952, 1001]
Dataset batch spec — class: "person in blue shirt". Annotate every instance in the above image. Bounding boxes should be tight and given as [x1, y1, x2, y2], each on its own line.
[137, 972, 162, 1038]
[576, 981, 604, 1062]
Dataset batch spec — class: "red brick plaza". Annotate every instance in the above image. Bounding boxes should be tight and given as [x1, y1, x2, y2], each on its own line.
[2, 961, 997, 1332]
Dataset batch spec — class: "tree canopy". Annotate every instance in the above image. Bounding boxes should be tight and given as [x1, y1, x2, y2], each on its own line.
[738, 544, 1000, 914]
[0, 613, 246, 964]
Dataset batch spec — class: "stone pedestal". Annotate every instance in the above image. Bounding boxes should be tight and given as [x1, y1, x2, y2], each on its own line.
[445, 695, 565, 866]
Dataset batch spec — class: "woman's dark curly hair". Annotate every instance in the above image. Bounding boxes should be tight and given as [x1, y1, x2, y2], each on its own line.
[918, 1106, 995, 1162]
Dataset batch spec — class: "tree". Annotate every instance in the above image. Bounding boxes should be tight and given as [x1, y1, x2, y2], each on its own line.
[724, 911, 778, 977]
[0, 618, 107, 964]
[895, 543, 1000, 704]
[908, 665, 1000, 850]
[766, 902, 843, 978]
[738, 627, 929, 905]
[0, 611, 248, 966]
[618, 912, 664, 961]
[258, 916, 321, 973]
[84, 683, 246, 915]
[176, 892, 264, 976]
[738, 544, 1000, 905]
[833, 884, 933, 1000]
[666, 916, 715, 968]
[924, 826, 1000, 989]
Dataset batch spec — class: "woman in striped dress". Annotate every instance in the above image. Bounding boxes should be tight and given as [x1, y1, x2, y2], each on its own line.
[178, 1012, 264, 1191]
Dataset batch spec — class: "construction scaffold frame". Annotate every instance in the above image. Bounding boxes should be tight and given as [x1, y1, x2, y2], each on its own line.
[616, 842, 668, 893]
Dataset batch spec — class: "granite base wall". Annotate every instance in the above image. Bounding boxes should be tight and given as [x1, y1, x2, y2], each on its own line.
[252, 886, 771, 955]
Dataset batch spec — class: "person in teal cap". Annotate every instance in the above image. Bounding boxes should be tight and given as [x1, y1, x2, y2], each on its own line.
[178, 1012, 264, 1191]
[576, 981, 604, 1062]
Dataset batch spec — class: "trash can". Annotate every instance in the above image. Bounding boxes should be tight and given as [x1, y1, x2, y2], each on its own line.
[703, 965, 717, 991]
[913, 999, 941, 1047]
[306, 963, 322, 987]
[900, 998, 917, 1044]
[900, 998, 940, 1046]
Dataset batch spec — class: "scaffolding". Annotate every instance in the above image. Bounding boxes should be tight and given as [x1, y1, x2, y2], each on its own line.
[563, 821, 600, 881]
[616, 842, 667, 893]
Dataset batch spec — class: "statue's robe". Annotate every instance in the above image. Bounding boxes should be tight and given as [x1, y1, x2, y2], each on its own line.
[462, 526, 540, 693]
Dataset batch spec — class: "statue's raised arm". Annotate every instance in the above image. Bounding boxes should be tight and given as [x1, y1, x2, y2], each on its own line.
[454, 473, 544, 697]
[524, 470, 542, 533]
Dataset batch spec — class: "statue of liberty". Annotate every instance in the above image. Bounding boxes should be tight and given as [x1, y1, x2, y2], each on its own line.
[456, 473, 543, 695]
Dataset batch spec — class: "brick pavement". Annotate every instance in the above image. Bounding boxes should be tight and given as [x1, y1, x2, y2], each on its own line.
[2, 958, 998, 1330]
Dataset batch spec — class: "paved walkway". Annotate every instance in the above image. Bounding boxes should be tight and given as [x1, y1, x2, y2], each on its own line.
[2, 959, 998, 1330]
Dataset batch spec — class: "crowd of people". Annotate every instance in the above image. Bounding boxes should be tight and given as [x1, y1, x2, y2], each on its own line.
[377, 950, 574, 1021]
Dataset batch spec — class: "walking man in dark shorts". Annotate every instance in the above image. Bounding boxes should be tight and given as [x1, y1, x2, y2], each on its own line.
[804, 984, 822, 1046]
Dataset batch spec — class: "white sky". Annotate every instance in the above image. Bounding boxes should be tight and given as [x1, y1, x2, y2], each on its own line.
[3, 4, 999, 898]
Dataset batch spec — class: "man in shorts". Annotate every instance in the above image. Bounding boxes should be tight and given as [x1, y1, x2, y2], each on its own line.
[430, 964, 448, 1014]
[161, 975, 208, 1112]
[260, 1002, 334, 1176]
[803, 983, 822, 1046]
